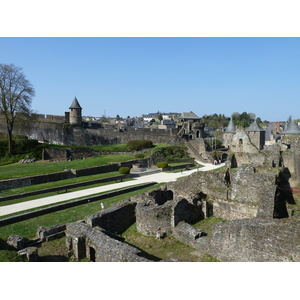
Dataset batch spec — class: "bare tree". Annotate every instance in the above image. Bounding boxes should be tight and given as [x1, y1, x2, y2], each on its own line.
[0, 63, 35, 155]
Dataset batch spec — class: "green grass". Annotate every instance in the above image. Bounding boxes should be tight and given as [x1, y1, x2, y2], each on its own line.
[0, 183, 163, 240]
[0, 154, 135, 180]
[121, 223, 219, 262]
[193, 216, 227, 238]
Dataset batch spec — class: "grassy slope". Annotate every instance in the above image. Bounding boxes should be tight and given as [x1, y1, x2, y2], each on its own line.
[0, 154, 135, 180]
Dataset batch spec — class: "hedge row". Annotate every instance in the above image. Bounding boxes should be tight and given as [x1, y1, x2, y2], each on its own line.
[126, 140, 153, 151]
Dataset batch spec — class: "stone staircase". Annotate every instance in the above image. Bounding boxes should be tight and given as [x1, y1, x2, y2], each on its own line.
[186, 141, 210, 163]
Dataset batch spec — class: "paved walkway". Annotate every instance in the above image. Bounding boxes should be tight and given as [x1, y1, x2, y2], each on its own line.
[0, 162, 225, 217]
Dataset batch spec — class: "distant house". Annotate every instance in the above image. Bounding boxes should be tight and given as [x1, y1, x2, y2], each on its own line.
[158, 119, 176, 129]
[142, 112, 180, 123]
[142, 113, 159, 122]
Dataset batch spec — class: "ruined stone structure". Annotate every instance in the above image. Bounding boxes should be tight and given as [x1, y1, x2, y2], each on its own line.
[58, 163, 300, 262]
[8, 160, 299, 262]
[177, 112, 205, 140]
[224, 119, 265, 153]
[65, 222, 152, 262]
[65, 200, 158, 262]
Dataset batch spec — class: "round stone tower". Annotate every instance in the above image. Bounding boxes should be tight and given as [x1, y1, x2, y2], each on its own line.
[69, 96, 82, 126]
[223, 118, 236, 149]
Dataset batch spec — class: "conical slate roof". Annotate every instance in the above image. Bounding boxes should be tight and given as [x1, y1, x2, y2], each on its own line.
[246, 120, 264, 132]
[69, 97, 82, 109]
[283, 119, 300, 135]
[225, 118, 236, 133]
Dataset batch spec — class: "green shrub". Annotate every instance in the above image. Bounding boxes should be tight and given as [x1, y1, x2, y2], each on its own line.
[119, 167, 131, 174]
[149, 145, 190, 163]
[0, 139, 39, 156]
[126, 140, 153, 151]
[156, 162, 168, 169]
[135, 153, 145, 159]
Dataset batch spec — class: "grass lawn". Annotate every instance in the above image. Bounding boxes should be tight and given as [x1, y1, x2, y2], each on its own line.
[0, 154, 135, 180]
[121, 222, 219, 262]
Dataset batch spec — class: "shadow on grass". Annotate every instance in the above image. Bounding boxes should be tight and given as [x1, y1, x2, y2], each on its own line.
[39, 255, 69, 262]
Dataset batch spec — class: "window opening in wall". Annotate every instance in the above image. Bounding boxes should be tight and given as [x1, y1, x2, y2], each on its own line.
[239, 139, 243, 145]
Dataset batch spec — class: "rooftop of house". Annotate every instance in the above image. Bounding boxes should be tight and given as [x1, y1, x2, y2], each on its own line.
[181, 111, 200, 119]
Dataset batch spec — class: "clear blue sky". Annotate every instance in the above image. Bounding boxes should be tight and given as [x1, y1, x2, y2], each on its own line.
[1, 37, 299, 122]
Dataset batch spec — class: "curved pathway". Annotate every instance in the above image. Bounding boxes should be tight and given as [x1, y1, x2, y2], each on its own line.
[0, 162, 225, 217]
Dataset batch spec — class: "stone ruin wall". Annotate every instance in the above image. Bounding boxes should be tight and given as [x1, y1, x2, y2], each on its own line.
[172, 217, 300, 262]
[85, 200, 136, 234]
[65, 222, 151, 262]
[206, 217, 300, 262]
[166, 166, 277, 221]
[165, 166, 300, 262]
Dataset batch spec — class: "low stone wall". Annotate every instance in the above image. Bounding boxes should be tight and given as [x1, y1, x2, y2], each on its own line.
[74, 164, 119, 176]
[85, 200, 137, 234]
[0, 175, 126, 203]
[74, 159, 149, 177]
[37, 224, 66, 241]
[136, 201, 173, 236]
[0, 158, 149, 191]
[172, 222, 208, 251]
[65, 221, 153, 262]
[0, 170, 72, 191]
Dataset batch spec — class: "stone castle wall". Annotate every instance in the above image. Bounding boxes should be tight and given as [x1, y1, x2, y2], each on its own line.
[14, 122, 183, 146]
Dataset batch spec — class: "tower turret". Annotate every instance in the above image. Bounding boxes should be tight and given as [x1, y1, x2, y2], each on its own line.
[69, 96, 82, 126]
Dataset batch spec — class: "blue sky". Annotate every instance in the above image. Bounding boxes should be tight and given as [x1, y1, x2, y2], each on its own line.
[1, 37, 299, 122]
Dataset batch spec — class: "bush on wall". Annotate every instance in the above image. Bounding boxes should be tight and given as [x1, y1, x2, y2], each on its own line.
[126, 140, 153, 151]
[119, 167, 131, 174]
[156, 162, 168, 169]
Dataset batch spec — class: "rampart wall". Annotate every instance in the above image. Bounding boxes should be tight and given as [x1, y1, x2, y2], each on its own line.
[15, 122, 183, 146]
